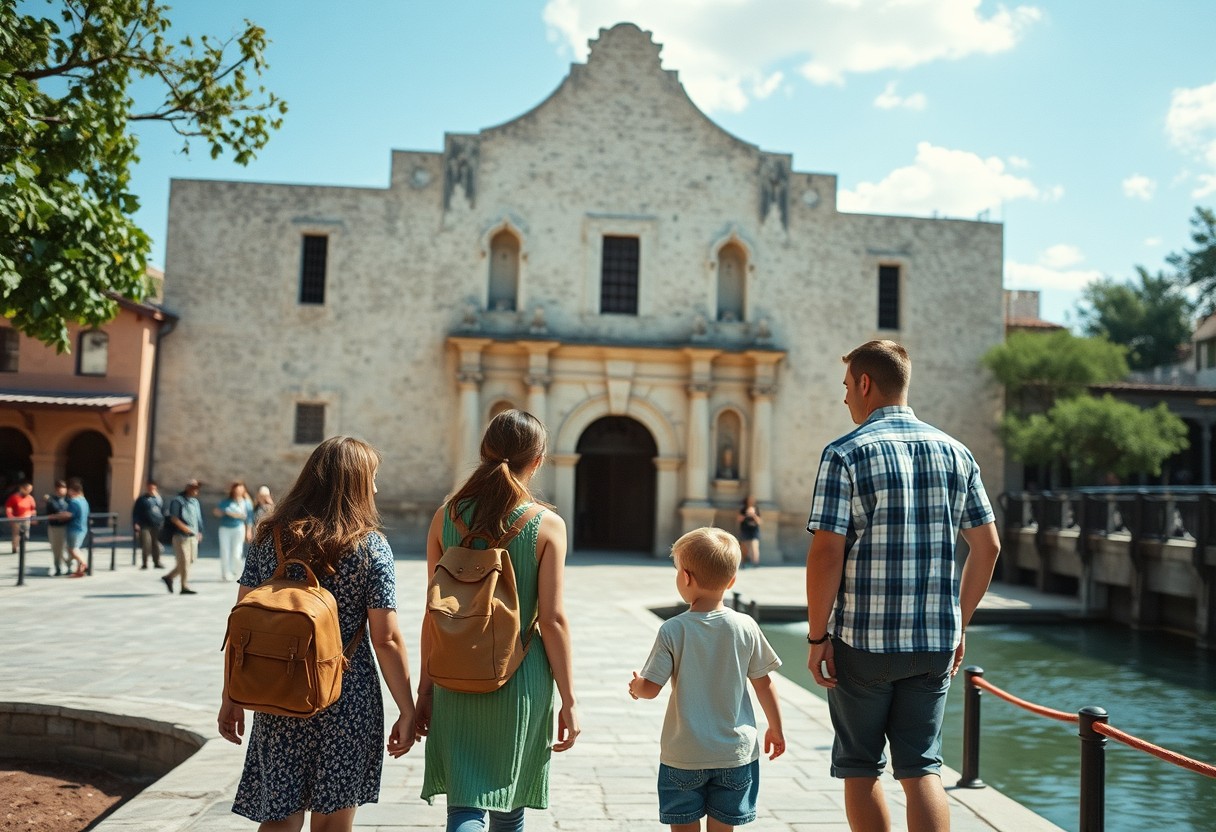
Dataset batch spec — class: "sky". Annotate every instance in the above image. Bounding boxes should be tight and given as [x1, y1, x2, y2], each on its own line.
[119, 0, 1216, 327]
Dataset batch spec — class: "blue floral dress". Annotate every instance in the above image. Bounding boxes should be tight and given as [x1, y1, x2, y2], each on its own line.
[232, 531, 397, 822]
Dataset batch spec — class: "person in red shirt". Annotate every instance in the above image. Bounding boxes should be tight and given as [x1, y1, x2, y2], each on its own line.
[5, 482, 37, 553]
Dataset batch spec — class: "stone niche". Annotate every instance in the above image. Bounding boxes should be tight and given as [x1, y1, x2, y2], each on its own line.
[0, 702, 205, 781]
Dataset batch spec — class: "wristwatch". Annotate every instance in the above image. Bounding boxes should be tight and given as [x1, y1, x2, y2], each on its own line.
[807, 633, 830, 645]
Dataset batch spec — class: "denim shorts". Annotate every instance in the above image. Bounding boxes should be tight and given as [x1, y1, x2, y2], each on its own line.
[657, 759, 759, 826]
[65, 529, 86, 550]
[827, 638, 954, 780]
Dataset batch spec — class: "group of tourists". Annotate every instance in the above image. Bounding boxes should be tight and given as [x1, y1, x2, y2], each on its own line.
[208, 339, 999, 832]
[4, 477, 92, 577]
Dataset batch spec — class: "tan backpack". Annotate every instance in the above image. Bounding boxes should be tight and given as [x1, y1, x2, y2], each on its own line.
[425, 502, 545, 693]
[221, 528, 364, 717]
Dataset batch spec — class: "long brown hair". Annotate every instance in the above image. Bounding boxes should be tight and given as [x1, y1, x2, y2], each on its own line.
[448, 409, 547, 538]
[256, 436, 382, 575]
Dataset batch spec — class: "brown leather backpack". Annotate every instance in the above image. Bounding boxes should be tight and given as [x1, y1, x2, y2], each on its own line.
[425, 502, 545, 693]
[221, 528, 364, 717]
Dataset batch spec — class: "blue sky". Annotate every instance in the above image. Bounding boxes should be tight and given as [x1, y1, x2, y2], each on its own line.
[125, 0, 1216, 326]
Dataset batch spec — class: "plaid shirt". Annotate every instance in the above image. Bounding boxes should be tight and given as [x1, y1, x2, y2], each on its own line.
[806, 406, 994, 653]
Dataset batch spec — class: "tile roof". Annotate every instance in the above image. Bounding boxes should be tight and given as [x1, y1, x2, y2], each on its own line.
[0, 391, 136, 411]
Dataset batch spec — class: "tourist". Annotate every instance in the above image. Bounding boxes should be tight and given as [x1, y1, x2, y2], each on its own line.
[62, 479, 89, 577]
[213, 481, 253, 581]
[5, 481, 35, 553]
[737, 495, 762, 568]
[217, 436, 416, 830]
[628, 526, 785, 830]
[415, 409, 579, 831]
[131, 480, 165, 569]
[43, 480, 71, 576]
[252, 485, 274, 527]
[804, 340, 1001, 832]
[161, 478, 204, 596]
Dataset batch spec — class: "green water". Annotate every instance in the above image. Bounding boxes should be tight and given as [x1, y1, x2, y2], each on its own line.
[763, 622, 1216, 831]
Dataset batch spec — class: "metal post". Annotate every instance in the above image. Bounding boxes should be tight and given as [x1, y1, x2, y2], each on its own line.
[1078, 706, 1108, 832]
[957, 666, 986, 788]
[86, 528, 94, 576]
[109, 514, 118, 571]
[748, 599, 759, 621]
[732, 591, 741, 611]
[16, 524, 26, 587]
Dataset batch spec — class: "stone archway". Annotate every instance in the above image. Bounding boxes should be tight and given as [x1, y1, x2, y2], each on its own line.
[574, 416, 657, 552]
[65, 430, 112, 513]
[0, 427, 33, 495]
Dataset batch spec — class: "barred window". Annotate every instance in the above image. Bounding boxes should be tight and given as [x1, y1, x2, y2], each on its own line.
[294, 403, 326, 445]
[877, 265, 900, 330]
[300, 235, 328, 305]
[77, 330, 108, 376]
[0, 329, 17, 373]
[600, 236, 639, 315]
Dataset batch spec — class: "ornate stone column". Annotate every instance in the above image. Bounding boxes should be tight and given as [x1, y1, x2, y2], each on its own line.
[654, 456, 682, 558]
[520, 341, 558, 499]
[550, 453, 580, 550]
[748, 351, 783, 561]
[449, 337, 491, 491]
[680, 348, 720, 532]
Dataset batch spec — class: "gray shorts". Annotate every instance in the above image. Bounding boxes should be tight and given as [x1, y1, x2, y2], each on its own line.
[826, 638, 953, 780]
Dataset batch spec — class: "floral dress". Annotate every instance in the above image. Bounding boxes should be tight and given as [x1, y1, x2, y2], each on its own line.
[232, 531, 397, 822]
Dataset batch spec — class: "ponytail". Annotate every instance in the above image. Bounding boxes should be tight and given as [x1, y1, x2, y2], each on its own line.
[448, 410, 547, 538]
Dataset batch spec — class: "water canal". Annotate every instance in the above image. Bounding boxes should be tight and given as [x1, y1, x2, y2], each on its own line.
[762, 622, 1216, 831]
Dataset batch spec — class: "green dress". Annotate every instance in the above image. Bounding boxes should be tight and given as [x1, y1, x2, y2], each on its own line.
[421, 503, 555, 811]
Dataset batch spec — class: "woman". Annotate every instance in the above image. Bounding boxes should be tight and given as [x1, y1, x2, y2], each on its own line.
[252, 485, 275, 527]
[214, 481, 254, 581]
[415, 409, 579, 832]
[738, 494, 762, 567]
[217, 437, 416, 832]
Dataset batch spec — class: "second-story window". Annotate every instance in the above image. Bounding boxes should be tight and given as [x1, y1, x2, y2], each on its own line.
[601, 235, 639, 315]
[0, 328, 17, 372]
[300, 235, 328, 305]
[77, 330, 108, 376]
[294, 403, 326, 445]
[877, 265, 900, 330]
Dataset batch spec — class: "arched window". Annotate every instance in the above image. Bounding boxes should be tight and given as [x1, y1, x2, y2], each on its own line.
[714, 409, 743, 480]
[488, 230, 520, 311]
[717, 243, 746, 322]
[488, 399, 515, 423]
[77, 330, 108, 376]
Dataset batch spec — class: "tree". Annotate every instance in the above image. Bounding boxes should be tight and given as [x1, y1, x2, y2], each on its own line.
[1076, 266, 1195, 371]
[981, 330, 1129, 413]
[1, 0, 286, 350]
[1168, 206, 1216, 318]
[1003, 395, 1188, 483]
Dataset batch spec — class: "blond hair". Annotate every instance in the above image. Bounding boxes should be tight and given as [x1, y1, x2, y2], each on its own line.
[672, 527, 741, 590]
[842, 339, 911, 396]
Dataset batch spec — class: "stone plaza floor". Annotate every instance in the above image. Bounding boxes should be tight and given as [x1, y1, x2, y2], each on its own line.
[0, 537, 1066, 831]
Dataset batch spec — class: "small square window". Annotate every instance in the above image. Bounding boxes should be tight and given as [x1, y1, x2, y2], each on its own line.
[0, 329, 17, 373]
[77, 330, 108, 376]
[294, 403, 326, 445]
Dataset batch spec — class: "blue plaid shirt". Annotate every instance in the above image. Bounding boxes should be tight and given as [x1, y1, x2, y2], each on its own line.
[806, 406, 994, 653]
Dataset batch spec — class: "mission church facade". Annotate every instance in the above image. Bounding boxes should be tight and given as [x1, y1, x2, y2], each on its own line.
[156, 23, 1004, 559]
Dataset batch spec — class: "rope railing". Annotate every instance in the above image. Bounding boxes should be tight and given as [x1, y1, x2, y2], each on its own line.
[958, 666, 1216, 832]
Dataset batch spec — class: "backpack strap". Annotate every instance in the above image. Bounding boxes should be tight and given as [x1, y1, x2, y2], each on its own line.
[270, 526, 367, 658]
[492, 502, 545, 549]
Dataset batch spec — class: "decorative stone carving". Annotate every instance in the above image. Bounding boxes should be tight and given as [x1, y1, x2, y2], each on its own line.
[444, 135, 479, 210]
[459, 303, 480, 331]
[759, 155, 789, 228]
[529, 306, 548, 334]
[754, 318, 773, 345]
[691, 313, 709, 341]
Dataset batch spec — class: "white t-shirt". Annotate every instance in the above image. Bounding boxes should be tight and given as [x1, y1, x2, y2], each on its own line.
[640, 607, 782, 769]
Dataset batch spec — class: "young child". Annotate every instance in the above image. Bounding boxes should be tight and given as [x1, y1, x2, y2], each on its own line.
[629, 527, 785, 831]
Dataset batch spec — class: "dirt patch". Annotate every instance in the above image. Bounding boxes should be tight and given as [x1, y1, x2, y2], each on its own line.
[0, 761, 142, 832]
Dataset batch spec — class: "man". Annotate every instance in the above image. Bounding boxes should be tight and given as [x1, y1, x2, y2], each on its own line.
[62, 479, 90, 577]
[161, 478, 204, 596]
[44, 480, 71, 576]
[805, 340, 1000, 832]
[5, 481, 36, 553]
[132, 480, 165, 569]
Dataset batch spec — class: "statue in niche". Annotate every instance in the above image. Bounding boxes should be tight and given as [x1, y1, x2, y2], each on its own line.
[444, 137, 479, 210]
[759, 156, 789, 228]
[717, 443, 738, 481]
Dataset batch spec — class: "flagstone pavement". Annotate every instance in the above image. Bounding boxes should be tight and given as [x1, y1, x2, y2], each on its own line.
[0, 537, 1066, 831]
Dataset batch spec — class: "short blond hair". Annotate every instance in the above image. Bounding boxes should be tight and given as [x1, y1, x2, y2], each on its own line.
[671, 527, 741, 590]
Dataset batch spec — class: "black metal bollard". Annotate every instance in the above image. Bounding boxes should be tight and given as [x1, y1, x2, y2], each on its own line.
[86, 529, 94, 576]
[748, 599, 759, 621]
[16, 524, 26, 587]
[732, 591, 741, 611]
[1079, 706, 1109, 832]
[957, 666, 986, 788]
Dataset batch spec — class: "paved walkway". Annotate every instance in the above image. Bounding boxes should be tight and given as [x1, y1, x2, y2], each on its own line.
[0, 539, 1065, 831]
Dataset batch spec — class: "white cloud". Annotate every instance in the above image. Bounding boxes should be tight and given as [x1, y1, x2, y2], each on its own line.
[1144, 236, 1162, 247]
[1165, 81, 1216, 197]
[1005, 261, 1102, 292]
[1040, 244, 1084, 269]
[1121, 174, 1156, 200]
[542, 0, 1041, 112]
[837, 142, 1044, 217]
[874, 81, 927, 111]
[753, 71, 784, 100]
[1008, 155, 1031, 169]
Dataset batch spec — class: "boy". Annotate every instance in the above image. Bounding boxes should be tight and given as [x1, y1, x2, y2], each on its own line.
[629, 527, 785, 831]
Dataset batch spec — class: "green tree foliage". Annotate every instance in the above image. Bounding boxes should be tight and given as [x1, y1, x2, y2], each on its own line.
[1168, 206, 1216, 318]
[1003, 395, 1188, 482]
[1077, 266, 1195, 371]
[1, 0, 286, 350]
[981, 330, 1129, 412]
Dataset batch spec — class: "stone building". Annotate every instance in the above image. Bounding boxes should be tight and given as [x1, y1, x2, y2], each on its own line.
[157, 23, 1005, 558]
